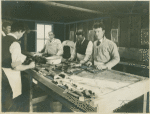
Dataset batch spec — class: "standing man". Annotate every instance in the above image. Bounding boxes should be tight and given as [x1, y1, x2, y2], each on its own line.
[40, 31, 63, 56]
[69, 29, 93, 65]
[93, 22, 120, 70]
[2, 21, 11, 37]
[2, 21, 35, 111]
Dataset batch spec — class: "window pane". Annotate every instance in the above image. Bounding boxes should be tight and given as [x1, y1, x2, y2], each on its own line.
[37, 24, 44, 38]
[45, 25, 52, 39]
[36, 40, 44, 52]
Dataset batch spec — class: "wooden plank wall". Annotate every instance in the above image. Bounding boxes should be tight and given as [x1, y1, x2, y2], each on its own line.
[65, 15, 149, 63]
[111, 17, 119, 46]
[120, 16, 130, 48]
[53, 24, 65, 42]
[130, 15, 141, 48]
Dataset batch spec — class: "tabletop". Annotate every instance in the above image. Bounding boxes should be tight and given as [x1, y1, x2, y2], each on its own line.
[25, 63, 149, 113]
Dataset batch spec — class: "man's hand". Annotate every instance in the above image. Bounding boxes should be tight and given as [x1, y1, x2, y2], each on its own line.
[80, 60, 86, 64]
[33, 52, 42, 56]
[96, 64, 107, 70]
[85, 61, 92, 67]
[68, 57, 74, 61]
[29, 61, 35, 69]
[61, 58, 67, 63]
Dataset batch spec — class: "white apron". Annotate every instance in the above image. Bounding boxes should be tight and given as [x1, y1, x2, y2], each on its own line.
[94, 60, 104, 66]
[94, 60, 111, 70]
[77, 53, 85, 61]
[45, 41, 58, 55]
[2, 68, 21, 99]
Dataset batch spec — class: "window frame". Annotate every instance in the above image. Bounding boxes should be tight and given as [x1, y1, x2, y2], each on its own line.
[35, 23, 53, 52]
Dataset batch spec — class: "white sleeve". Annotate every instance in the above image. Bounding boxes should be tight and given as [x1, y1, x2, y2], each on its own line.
[56, 39, 63, 56]
[84, 41, 93, 61]
[62, 41, 66, 46]
[10, 42, 26, 68]
[71, 42, 76, 59]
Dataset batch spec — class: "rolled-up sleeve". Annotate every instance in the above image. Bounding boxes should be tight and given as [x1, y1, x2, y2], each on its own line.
[105, 43, 120, 69]
[71, 43, 76, 59]
[56, 40, 63, 56]
[84, 41, 93, 62]
[10, 42, 26, 68]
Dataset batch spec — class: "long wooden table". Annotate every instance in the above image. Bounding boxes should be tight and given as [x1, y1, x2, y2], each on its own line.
[24, 66, 149, 113]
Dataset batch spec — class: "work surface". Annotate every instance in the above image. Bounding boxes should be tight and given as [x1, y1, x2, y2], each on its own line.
[75, 70, 149, 112]
[25, 64, 149, 113]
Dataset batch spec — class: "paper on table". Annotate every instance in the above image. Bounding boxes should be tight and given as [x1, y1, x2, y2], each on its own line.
[70, 75, 131, 96]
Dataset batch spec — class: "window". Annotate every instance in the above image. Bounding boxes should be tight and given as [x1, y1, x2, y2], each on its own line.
[36, 23, 53, 52]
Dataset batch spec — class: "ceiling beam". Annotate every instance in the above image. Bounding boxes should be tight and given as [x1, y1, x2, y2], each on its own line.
[39, 1, 103, 14]
[65, 17, 110, 25]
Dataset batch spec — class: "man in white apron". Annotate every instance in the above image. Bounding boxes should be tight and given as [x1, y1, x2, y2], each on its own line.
[92, 22, 120, 70]
[40, 31, 63, 56]
[2, 21, 35, 111]
[69, 29, 93, 65]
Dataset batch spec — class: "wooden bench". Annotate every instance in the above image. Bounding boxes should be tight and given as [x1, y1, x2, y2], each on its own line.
[118, 58, 149, 72]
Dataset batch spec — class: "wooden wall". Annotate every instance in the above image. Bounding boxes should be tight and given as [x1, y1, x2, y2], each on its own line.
[65, 18, 111, 42]
[54, 24, 65, 42]
[65, 15, 149, 49]
[2, 19, 65, 52]
[65, 15, 149, 63]
[2, 14, 148, 62]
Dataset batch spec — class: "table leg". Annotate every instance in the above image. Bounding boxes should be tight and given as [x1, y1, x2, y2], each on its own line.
[143, 92, 147, 113]
[148, 92, 150, 113]
[29, 75, 33, 112]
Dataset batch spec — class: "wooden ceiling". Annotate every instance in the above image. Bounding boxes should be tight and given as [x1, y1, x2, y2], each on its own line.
[2, 1, 149, 23]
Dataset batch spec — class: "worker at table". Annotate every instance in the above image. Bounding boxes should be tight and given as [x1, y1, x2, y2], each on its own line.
[40, 31, 63, 56]
[2, 21, 35, 111]
[92, 22, 120, 70]
[69, 29, 93, 65]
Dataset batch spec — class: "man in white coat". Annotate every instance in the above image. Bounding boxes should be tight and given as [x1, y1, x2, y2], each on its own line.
[40, 31, 63, 56]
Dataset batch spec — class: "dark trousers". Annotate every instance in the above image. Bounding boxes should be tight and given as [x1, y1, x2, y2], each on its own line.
[2, 70, 30, 112]
[2, 69, 13, 111]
